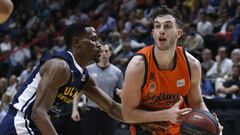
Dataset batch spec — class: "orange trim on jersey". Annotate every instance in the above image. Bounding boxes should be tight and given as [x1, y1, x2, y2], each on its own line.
[130, 124, 136, 135]
[133, 45, 191, 135]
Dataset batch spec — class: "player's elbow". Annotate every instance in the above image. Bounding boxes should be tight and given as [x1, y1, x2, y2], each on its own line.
[122, 107, 135, 123]
[104, 102, 126, 122]
[31, 108, 47, 124]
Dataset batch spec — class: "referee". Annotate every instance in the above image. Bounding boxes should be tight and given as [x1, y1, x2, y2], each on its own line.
[72, 43, 124, 135]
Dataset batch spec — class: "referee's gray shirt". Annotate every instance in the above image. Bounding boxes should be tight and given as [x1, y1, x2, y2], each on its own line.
[86, 63, 123, 108]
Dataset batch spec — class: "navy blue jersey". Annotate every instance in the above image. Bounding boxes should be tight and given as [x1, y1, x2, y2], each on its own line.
[11, 51, 88, 116]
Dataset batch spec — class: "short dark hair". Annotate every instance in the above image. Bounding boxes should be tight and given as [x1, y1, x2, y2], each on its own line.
[232, 64, 240, 71]
[64, 23, 91, 50]
[152, 5, 182, 27]
[101, 41, 113, 51]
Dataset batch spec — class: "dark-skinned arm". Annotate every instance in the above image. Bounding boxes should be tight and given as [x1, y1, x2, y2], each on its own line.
[82, 77, 124, 122]
[31, 58, 70, 135]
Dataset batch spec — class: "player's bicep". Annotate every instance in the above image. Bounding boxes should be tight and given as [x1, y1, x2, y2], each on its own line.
[186, 54, 206, 110]
[122, 56, 145, 114]
[33, 59, 70, 112]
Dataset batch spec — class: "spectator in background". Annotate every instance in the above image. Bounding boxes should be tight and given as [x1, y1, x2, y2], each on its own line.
[216, 10, 231, 33]
[25, 10, 39, 30]
[201, 66, 214, 96]
[207, 46, 233, 82]
[98, 10, 117, 35]
[0, 34, 12, 55]
[196, 11, 214, 36]
[9, 40, 31, 70]
[201, 48, 215, 71]
[215, 64, 240, 99]
[120, 0, 137, 15]
[223, 48, 240, 80]
[109, 31, 123, 56]
[18, 60, 34, 85]
[228, 5, 240, 28]
[51, 36, 66, 53]
[183, 23, 204, 52]
[199, 0, 216, 14]
[143, 0, 156, 18]
[231, 48, 240, 65]
[1, 75, 18, 113]
[113, 41, 134, 74]
[5, 74, 18, 100]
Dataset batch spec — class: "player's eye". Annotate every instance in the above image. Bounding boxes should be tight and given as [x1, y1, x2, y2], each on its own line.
[164, 24, 172, 29]
[154, 24, 161, 28]
[89, 36, 97, 42]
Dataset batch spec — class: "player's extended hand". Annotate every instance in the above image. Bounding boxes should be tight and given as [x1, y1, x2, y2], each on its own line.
[165, 97, 192, 124]
[71, 110, 80, 122]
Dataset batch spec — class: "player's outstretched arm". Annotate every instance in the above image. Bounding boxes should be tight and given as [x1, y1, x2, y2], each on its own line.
[0, 0, 13, 24]
[31, 58, 70, 135]
[82, 77, 124, 122]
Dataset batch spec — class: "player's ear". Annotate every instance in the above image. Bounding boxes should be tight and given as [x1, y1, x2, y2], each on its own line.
[177, 29, 183, 39]
[72, 37, 80, 47]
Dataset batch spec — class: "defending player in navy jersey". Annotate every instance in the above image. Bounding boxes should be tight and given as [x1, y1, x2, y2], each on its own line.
[0, 23, 123, 135]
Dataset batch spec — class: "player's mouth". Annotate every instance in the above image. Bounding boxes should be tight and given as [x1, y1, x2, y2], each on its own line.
[96, 48, 102, 57]
[159, 37, 166, 42]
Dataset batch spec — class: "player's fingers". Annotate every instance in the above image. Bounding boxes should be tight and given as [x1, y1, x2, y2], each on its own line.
[71, 116, 77, 121]
[76, 115, 81, 121]
[213, 112, 223, 135]
[174, 97, 183, 107]
[178, 108, 192, 116]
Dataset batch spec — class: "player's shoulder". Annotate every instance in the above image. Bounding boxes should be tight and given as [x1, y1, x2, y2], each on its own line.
[43, 58, 70, 73]
[185, 51, 201, 82]
[185, 51, 201, 69]
[129, 54, 146, 65]
[126, 55, 146, 73]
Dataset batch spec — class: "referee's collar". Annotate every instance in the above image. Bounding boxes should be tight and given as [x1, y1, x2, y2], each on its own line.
[96, 63, 111, 70]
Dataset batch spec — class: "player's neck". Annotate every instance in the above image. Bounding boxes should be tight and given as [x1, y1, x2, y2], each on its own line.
[72, 51, 90, 68]
[98, 60, 110, 68]
[154, 46, 176, 70]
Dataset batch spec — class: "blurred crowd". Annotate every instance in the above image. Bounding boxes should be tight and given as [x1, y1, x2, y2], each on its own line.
[1, 0, 240, 134]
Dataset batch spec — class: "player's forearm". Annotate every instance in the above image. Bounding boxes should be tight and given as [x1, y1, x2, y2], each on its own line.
[190, 100, 209, 111]
[31, 110, 58, 135]
[72, 94, 80, 112]
[105, 102, 125, 122]
[122, 108, 169, 123]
